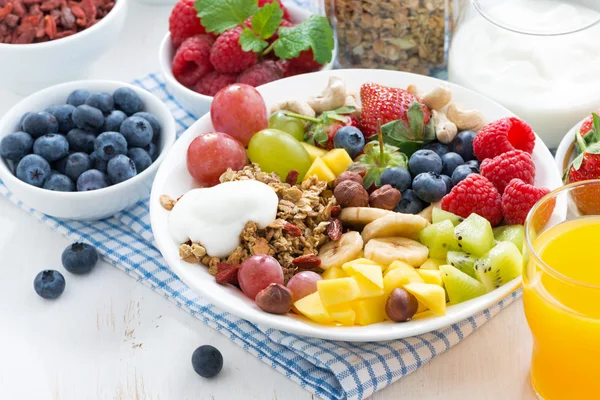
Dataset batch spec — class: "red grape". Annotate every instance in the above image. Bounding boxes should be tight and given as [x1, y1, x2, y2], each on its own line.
[286, 271, 322, 303]
[186, 132, 247, 187]
[211, 84, 268, 146]
[238, 255, 284, 300]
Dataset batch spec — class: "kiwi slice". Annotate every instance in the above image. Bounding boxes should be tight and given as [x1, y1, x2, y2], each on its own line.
[440, 264, 486, 304]
[432, 208, 464, 226]
[474, 242, 523, 292]
[446, 251, 477, 279]
[454, 214, 495, 257]
[419, 220, 458, 259]
[420, 258, 445, 270]
[493, 225, 525, 254]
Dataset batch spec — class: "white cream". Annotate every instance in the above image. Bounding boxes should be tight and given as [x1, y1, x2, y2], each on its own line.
[169, 180, 279, 258]
[449, 0, 600, 147]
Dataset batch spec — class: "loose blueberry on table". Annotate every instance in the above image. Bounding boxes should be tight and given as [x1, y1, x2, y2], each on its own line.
[192, 345, 223, 378]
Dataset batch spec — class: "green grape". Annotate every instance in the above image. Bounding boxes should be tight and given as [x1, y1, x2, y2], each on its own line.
[268, 111, 305, 142]
[247, 129, 312, 182]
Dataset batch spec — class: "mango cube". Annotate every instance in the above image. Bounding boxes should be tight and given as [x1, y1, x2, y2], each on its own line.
[404, 283, 447, 316]
[353, 296, 387, 326]
[326, 304, 356, 326]
[303, 156, 336, 183]
[420, 258, 445, 270]
[384, 263, 424, 295]
[294, 292, 333, 324]
[322, 149, 353, 176]
[384, 260, 422, 277]
[342, 258, 383, 271]
[342, 263, 384, 288]
[417, 269, 443, 287]
[322, 266, 346, 280]
[317, 277, 361, 307]
[301, 142, 328, 161]
[352, 275, 385, 298]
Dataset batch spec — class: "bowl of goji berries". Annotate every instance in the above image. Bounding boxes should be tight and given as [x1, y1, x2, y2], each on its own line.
[0, 0, 126, 95]
[159, 0, 336, 118]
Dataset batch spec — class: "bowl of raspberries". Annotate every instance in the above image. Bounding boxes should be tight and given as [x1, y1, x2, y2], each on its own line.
[0, 80, 176, 220]
[159, 0, 336, 118]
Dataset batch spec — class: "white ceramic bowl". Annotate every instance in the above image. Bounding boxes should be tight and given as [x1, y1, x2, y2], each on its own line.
[0, 80, 176, 220]
[159, 3, 335, 118]
[149, 69, 565, 341]
[0, 0, 127, 95]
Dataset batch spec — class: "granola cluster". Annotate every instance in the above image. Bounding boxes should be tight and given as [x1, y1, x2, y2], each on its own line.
[177, 164, 337, 282]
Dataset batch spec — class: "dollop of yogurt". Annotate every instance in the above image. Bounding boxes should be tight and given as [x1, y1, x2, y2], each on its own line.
[169, 180, 279, 258]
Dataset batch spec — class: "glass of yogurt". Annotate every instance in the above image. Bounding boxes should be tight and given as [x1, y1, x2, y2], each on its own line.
[449, 0, 600, 148]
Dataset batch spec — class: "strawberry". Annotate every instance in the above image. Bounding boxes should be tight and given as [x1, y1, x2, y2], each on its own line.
[566, 140, 600, 215]
[576, 112, 600, 153]
[303, 111, 359, 150]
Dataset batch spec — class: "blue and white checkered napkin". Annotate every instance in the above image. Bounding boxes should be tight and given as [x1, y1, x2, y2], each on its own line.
[0, 74, 520, 400]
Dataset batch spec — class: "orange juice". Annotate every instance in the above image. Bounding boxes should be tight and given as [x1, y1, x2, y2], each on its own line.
[523, 216, 600, 399]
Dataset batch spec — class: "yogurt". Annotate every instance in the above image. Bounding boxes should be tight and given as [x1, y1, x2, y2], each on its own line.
[449, 0, 600, 147]
[169, 180, 279, 258]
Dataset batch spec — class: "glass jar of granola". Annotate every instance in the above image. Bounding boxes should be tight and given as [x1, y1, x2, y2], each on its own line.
[326, 0, 452, 76]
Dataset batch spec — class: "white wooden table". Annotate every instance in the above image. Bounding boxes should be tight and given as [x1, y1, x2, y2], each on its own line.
[0, 2, 538, 399]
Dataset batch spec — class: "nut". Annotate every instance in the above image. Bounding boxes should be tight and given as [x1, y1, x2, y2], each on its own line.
[333, 171, 364, 189]
[326, 217, 343, 240]
[159, 194, 176, 210]
[433, 110, 458, 144]
[386, 288, 418, 322]
[270, 100, 316, 118]
[333, 180, 369, 208]
[407, 84, 452, 111]
[369, 185, 401, 210]
[446, 104, 486, 132]
[307, 76, 347, 113]
[343, 93, 362, 116]
[255, 283, 293, 314]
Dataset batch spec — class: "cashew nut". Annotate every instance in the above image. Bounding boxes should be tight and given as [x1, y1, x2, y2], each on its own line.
[433, 110, 458, 144]
[407, 84, 452, 111]
[344, 93, 362, 116]
[270, 100, 316, 118]
[307, 76, 347, 113]
[446, 103, 486, 132]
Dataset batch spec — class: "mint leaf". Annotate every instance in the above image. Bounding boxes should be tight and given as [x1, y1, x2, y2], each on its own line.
[251, 1, 283, 39]
[239, 27, 269, 52]
[407, 102, 424, 140]
[196, 0, 258, 34]
[273, 15, 334, 64]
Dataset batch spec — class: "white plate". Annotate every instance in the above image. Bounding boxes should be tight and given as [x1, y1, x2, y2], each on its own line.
[149, 69, 564, 341]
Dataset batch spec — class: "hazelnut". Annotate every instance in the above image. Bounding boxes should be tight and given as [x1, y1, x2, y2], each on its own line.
[333, 180, 369, 208]
[333, 171, 364, 189]
[386, 288, 419, 322]
[255, 283, 293, 315]
[369, 185, 401, 210]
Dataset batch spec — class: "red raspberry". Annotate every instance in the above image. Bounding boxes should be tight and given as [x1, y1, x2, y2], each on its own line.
[258, 0, 291, 20]
[480, 150, 536, 194]
[502, 179, 551, 226]
[194, 71, 237, 96]
[169, 0, 206, 49]
[277, 60, 305, 77]
[269, 19, 293, 43]
[237, 61, 283, 87]
[287, 49, 322, 72]
[441, 174, 503, 226]
[473, 117, 535, 161]
[172, 34, 214, 87]
[210, 27, 258, 74]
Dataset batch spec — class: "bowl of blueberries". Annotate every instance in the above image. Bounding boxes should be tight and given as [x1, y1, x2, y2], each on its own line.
[0, 80, 176, 220]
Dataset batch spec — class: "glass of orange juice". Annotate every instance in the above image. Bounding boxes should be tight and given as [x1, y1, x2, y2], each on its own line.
[524, 180, 600, 399]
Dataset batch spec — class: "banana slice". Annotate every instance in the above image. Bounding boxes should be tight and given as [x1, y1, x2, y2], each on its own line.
[361, 213, 429, 242]
[364, 237, 429, 267]
[339, 207, 395, 227]
[318, 231, 364, 270]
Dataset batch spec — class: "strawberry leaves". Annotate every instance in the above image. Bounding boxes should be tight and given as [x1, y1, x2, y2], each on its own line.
[381, 102, 435, 157]
[578, 113, 600, 154]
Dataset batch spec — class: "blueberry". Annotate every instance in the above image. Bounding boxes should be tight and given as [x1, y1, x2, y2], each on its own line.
[34, 270, 65, 299]
[451, 164, 478, 186]
[16, 154, 51, 187]
[412, 172, 447, 203]
[64, 152, 92, 182]
[450, 130, 477, 161]
[85, 92, 114, 114]
[127, 148, 152, 173]
[113, 87, 143, 116]
[104, 110, 127, 132]
[333, 126, 365, 159]
[408, 149, 442, 176]
[0, 131, 33, 161]
[441, 152, 465, 177]
[48, 104, 76, 133]
[94, 131, 128, 161]
[134, 112, 161, 138]
[67, 89, 90, 107]
[22, 112, 58, 138]
[53, 154, 69, 174]
[464, 159, 480, 171]
[380, 167, 412, 192]
[62, 242, 98, 275]
[66, 128, 96, 154]
[33, 133, 69, 162]
[43, 172, 74, 192]
[19, 112, 31, 131]
[120, 116, 153, 148]
[107, 154, 137, 184]
[441, 174, 453, 193]
[423, 141, 450, 157]
[192, 345, 223, 378]
[72, 105, 105, 131]
[77, 169, 110, 191]
[90, 151, 108, 172]
[144, 142, 158, 161]
[394, 189, 426, 214]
